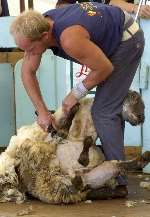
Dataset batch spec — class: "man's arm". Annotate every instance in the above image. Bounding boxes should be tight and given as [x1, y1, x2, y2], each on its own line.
[60, 25, 114, 113]
[61, 25, 113, 91]
[110, 0, 150, 19]
[21, 53, 53, 130]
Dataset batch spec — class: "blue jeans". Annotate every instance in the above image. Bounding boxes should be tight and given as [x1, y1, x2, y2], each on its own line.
[92, 24, 145, 185]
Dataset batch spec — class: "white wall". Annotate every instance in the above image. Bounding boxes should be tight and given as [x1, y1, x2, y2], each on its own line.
[8, 0, 57, 15]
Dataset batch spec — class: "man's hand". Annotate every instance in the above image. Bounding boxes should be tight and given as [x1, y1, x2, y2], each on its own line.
[139, 5, 150, 19]
[62, 90, 78, 114]
[134, 5, 150, 19]
[37, 111, 55, 132]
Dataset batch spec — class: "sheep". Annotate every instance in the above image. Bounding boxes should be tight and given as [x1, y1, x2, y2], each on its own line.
[0, 90, 147, 204]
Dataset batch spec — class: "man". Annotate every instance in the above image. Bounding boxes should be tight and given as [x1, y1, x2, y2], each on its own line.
[56, 0, 150, 18]
[56, 0, 76, 7]
[0, 0, 9, 16]
[10, 2, 144, 197]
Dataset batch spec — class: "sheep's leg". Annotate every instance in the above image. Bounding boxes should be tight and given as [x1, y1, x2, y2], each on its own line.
[78, 136, 94, 167]
[86, 185, 127, 200]
[118, 151, 150, 171]
[86, 186, 115, 200]
[72, 151, 150, 200]
[80, 152, 150, 189]
[81, 161, 121, 189]
[57, 103, 80, 139]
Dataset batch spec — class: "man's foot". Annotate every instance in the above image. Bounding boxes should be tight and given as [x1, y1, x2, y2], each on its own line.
[111, 185, 128, 198]
[86, 185, 128, 200]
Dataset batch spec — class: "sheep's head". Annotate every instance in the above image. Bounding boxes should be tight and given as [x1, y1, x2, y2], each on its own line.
[0, 173, 25, 203]
[0, 151, 26, 203]
[0, 153, 25, 203]
[122, 90, 145, 126]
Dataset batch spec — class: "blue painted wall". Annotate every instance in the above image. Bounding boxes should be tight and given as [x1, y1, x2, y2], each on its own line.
[15, 50, 67, 129]
[140, 19, 150, 173]
[0, 64, 15, 146]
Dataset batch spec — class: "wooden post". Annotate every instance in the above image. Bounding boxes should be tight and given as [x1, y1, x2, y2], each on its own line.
[20, 0, 25, 12]
[28, 0, 34, 9]
[20, 0, 34, 13]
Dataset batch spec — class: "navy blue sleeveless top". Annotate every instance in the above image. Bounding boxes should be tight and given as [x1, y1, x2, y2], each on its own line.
[43, 2, 125, 63]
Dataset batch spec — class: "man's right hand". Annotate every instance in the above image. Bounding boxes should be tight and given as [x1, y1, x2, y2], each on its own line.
[135, 5, 150, 19]
[37, 111, 55, 132]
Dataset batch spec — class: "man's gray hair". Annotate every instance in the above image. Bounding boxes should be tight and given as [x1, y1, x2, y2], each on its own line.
[10, 10, 50, 40]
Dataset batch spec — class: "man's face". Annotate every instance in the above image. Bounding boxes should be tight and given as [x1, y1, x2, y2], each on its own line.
[14, 34, 47, 55]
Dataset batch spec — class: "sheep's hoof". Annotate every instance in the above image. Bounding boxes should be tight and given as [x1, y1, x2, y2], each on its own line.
[83, 136, 94, 149]
[78, 153, 89, 167]
[137, 151, 150, 169]
[59, 103, 80, 129]
[117, 151, 150, 172]
[141, 151, 150, 162]
[78, 136, 94, 167]
[71, 175, 84, 191]
[87, 186, 128, 200]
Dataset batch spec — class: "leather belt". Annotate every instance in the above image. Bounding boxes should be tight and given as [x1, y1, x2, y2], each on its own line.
[122, 21, 140, 41]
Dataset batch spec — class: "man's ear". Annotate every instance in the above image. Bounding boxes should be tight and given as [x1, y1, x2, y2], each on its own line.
[41, 31, 49, 40]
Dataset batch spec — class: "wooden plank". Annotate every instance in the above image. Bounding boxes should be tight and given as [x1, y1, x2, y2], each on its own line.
[125, 146, 142, 160]
[28, 0, 34, 9]
[0, 52, 24, 65]
[20, 0, 25, 12]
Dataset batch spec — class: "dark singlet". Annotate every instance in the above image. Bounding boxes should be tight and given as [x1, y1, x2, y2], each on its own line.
[44, 2, 125, 63]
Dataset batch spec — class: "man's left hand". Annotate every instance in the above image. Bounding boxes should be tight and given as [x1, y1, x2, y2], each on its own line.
[62, 90, 78, 114]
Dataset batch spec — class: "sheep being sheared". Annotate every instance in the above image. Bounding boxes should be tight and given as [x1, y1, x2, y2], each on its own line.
[0, 123, 48, 203]
[0, 90, 147, 204]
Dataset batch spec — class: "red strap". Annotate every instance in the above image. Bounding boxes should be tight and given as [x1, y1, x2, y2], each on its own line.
[76, 65, 88, 78]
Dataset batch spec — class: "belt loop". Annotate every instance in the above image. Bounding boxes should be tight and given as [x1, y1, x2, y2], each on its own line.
[123, 12, 134, 31]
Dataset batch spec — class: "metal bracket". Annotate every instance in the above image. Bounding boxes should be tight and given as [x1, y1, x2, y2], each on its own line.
[139, 62, 150, 89]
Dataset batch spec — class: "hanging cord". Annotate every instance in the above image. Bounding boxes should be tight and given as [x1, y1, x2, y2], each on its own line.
[134, 0, 144, 21]
[76, 65, 88, 78]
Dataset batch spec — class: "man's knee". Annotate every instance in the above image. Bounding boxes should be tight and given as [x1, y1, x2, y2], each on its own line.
[91, 103, 106, 131]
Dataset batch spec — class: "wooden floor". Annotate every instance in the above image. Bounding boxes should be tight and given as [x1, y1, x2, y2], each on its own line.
[0, 172, 150, 217]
